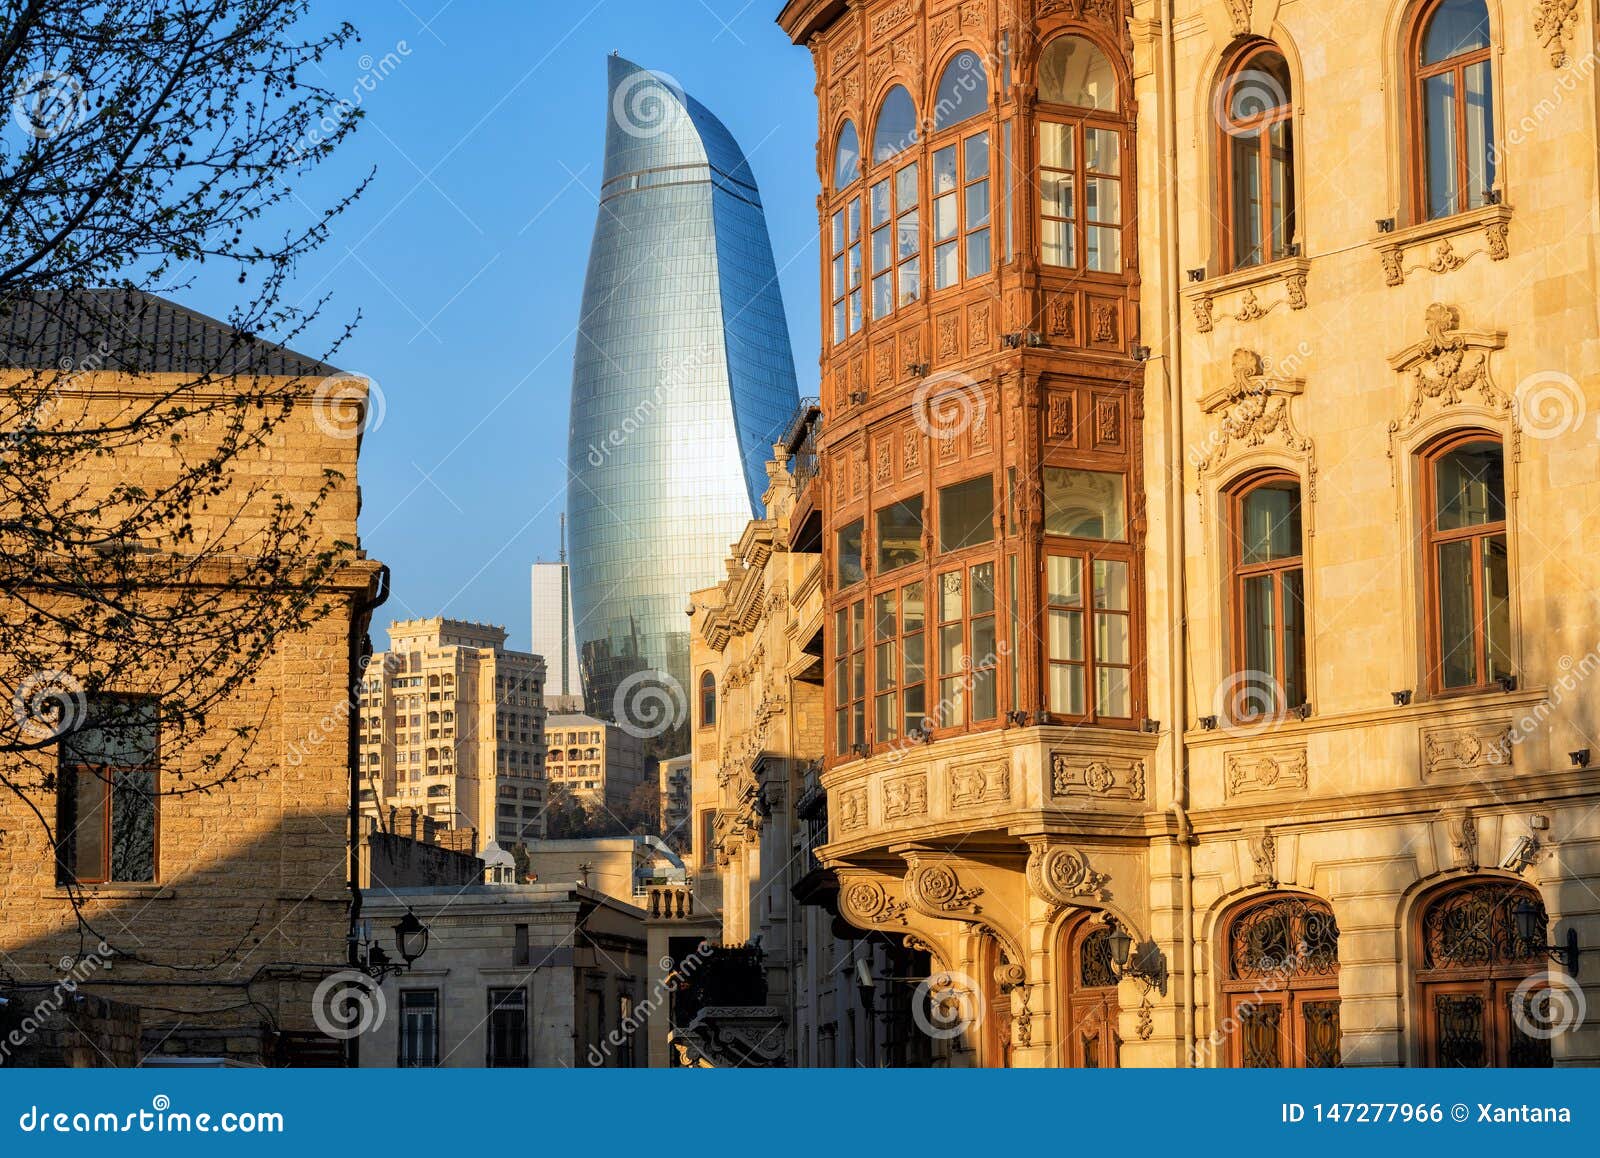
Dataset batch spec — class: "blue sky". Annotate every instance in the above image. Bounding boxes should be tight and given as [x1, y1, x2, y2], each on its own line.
[184, 1, 820, 652]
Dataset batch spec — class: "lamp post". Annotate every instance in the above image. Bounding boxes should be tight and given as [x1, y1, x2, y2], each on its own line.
[354, 910, 432, 980]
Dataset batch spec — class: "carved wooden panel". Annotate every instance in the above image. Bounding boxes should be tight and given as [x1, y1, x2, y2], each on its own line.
[1045, 391, 1077, 445]
[936, 312, 961, 362]
[1087, 296, 1121, 350]
[1092, 393, 1123, 449]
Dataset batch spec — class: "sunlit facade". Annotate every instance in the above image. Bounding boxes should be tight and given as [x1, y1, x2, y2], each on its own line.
[567, 54, 800, 729]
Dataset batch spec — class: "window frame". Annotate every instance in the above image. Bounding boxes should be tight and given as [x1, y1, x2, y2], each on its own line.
[698, 671, 717, 730]
[55, 695, 160, 887]
[486, 985, 530, 1068]
[928, 48, 995, 293]
[1216, 41, 1297, 271]
[1035, 30, 1129, 277]
[1407, 0, 1497, 222]
[1419, 430, 1510, 696]
[832, 598, 867, 756]
[398, 988, 441, 1067]
[932, 557, 1000, 732]
[1227, 470, 1308, 719]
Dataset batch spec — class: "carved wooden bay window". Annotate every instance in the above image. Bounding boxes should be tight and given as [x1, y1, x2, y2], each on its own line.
[930, 52, 993, 291]
[1415, 880, 1552, 1067]
[1223, 894, 1341, 1068]
[1036, 33, 1126, 275]
[870, 86, 922, 319]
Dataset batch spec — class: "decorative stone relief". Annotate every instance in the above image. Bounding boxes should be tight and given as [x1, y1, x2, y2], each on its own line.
[1378, 210, 1512, 285]
[840, 878, 909, 927]
[949, 760, 1011, 808]
[1386, 304, 1511, 485]
[1535, 0, 1580, 66]
[1248, 830, 1278, 886]
[882, 771, 928, 820]
[1050, 752, 1146, 801]
[1225, 745, 1309, 797]
[1421, 720, 1515, 780]
[1197, 349, 1316, 500]
[906, 859, 984, 916]
[1226, 0, 1252, 35]
[1026, 843, 1111, 905]
[836, 786, 868, 832]
[1446, 810, 1480, 870]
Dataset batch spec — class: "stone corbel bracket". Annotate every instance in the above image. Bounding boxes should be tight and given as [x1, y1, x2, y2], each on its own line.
[1185, 257, 1310, 334]
[1024, 839, 1112, 908]
[1376, 204, 1511, 287]
[903, 853, 985, 918]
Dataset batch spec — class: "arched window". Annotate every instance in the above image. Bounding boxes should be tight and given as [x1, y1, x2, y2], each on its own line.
[1222, 894, 1341, 1067]
[1410, 0, 1495, 220]
[870, 87, 922, 319]
[1036, 35, 1124, 273]
[1228, 473, 1306, 718]
[699, 671, 717, 728]
[1421, 433, 1509, 693]
[1415, 880, 1552, 1066]
[829, 123, 864, 345]
[1218, 44, 1296, 269]
[931, 53, 992, 291]
[1059, 917, 1121, 1067]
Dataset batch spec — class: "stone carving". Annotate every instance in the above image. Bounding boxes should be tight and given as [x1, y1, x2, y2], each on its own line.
[1447, 811, 1480, 870]
[1381, 248, 1405, 287]
[1248, 830, 1278, 886]
[1051, 753, 1146, 801]
[1137, 995, 1154, 1040]
[1226, 0, 1252, 35]
[882, 772, 928, 820]
[1422, 720, 1515, 779]
[1284, 272, 1308, 310]
[836, 786, 868, 832]
[1535, 0, 1580, 66]
[1387, 303, 1509, 443]
[1233, 288, 1266, 322]
[841, 878, 909, 926]
[1426, 239, 1465, 273]
[1012, 985, 1034, 1047]
[1026, 843, 1111, 905]
[1379, 215, 1511, 285]
[1197, 349, 1316, 497]
[907, 860, 984, 916]
[1485, 219, 1510, 261]
[1194, 294, 1215, 333]
[1225, 746, 1309, 797]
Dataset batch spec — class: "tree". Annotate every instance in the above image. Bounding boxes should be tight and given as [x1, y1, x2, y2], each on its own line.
[0, 0, 370, 965]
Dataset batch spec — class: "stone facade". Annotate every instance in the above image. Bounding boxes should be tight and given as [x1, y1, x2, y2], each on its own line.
[780, 0, 1600, 1067]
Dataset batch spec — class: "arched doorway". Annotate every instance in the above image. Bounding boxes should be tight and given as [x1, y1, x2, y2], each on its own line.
[1414, 878, 1554, 1067]
[1058, 914, 1121, 1067]
[1222, 893, 1341, 1067]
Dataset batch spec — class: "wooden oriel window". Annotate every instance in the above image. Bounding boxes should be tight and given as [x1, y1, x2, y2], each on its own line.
[1223, 895, 1342, 1068]
[1218, 43, 1296, 269]
[56, 696, 159, 885]
[1228, 472, 1307, 717]
[1043, 467, 1134, 722]
[1060, 916, 1121, 1067]
[870, 86, 922, 318]
[931, 52, 992, 290]
[1409, 0, 1496, 220]
[1036, 33, 1124, 273]
[936, 561, 998, 728]
[872, 580, 928, 743]
[833, 599, 866, 754]
[1415, 880, 1553, 1067]
[1422, 433, 1510, 693]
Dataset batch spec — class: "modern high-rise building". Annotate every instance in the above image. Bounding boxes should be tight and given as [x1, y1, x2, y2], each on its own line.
[566, 54, 801, 735]
[358, 618, 548, 848]
[531, 517, 583, 699]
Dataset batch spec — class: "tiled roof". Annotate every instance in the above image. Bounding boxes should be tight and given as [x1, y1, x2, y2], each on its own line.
[0, 288, 342, 377]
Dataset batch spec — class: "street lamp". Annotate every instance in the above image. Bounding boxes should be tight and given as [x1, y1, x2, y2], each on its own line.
[1512, 898, 1579, 976]
[354, 910, 431, 980]
[396, 910, 430, 966]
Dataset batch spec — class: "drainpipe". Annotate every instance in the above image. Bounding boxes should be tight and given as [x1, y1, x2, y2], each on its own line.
[345, 562, 391, 1068]
[1157, 0, 1197, 1065]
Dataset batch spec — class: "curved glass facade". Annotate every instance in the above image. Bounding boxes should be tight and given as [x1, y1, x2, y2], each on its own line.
[567, 55, 800, 738]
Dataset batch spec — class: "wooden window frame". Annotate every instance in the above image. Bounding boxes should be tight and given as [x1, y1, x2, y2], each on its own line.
[1035, 31, 1128, 277]
[868, 159, 922, 320]
[829, 194, 863, 346]
[869, 579, 929, 747]
[1227, 471, 1307, 719]
[929, 123, 994, 293]
[56, 695, 160, 887]
[698, 671, 717, 730]
[832, 598, 867, 756]
[932, 556, 1000, 733]
[1408, 0, 1496, 222]
[1419, 431, 1509, 696]
[1216, 41, 1296, 271]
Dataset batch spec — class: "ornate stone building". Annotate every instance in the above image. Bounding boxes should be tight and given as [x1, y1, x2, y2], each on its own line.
[778, 0, 1600, 1066]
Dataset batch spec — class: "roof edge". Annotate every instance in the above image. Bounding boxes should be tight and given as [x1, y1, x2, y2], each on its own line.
[776, 0, 849, 43]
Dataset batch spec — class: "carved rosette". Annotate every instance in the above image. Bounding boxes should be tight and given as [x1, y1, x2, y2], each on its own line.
[1051, 752, 1146, 801]
[1421, 720, 1515, 780]
[906, 860, 984, 917]
[839, 878, 909, 927]
[1026, 843, 1111, 906]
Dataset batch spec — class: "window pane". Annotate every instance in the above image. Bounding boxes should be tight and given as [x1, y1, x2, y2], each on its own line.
[872, 224, 892, 273]
[1231, 130, 1264, 268]
[939, 476, 996, 551]
[1242, 574, 1278, 685]
[1424, 72, 1459, 219]
[1422, 0, 1492, 64]
[896, 162, 919, 211]
[110, 768, 156, 882]
[1283, 568, 1307, 709]
[870, 178, 891, 227]
[1047, 555, 1083, 606]
[1038, 35, 1118, 109]
[971, 665, 996, 722]
[1239, 481, 1302, 563]
[903, 632, 926, 731]
[970, 562, 996, 615]
[1050, 664, 1085, 714]
[831, 210, 844, 254]
[899, 256, 921, 306]
[903, 581, 925, 632]
[873, 273, 893, 319]
[71, 768, 108, 882]
[1042, 171, 1075, 220]
[1268, 118, 1295, 260]
[1044, 468, 1126, 539]
[1095, 612, 1129, 666]
[897, 209, 920, 260]
[1050, 609, 1084, 661]
[1097, 666, 1131, 717]
[1040, 121, 1073, 170]
[835, 121, 860, 188]
[1042, 219, 1072, 268]
[1434, 441, 1505, 529]
[1085, 128, 1120, 175]
[934, 145, 958, 194]
[849, 289, 862, 334]
[64, 698, 158, 767]
[972, 614, 997, 670]
[933, 192, 958, 241]
[1087, 225, 1121, 273]
[966, 180, 990, 229]
[967, 227, 992, 278]
[1436, 538, 1478, 688]
[935, 241, 959, 288]
[964, 131, 990, 180]
[875, 591, 897, 641]
[1093, 560, 1129, 612]
[940, 572, 964, 622]
[836, 520, 864, 586]
[877, 497, 924, 572]
[1464, 60, 1495, 208]
[876, 691, 898, 741]
[1483, 533, 1512, 681]
[939, 625, 965, 677]
[875, 642, 896, 693]
[875, 86, 919, 162]
[1086, 176, 1120, 224]
[934, 52, 989, 130]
